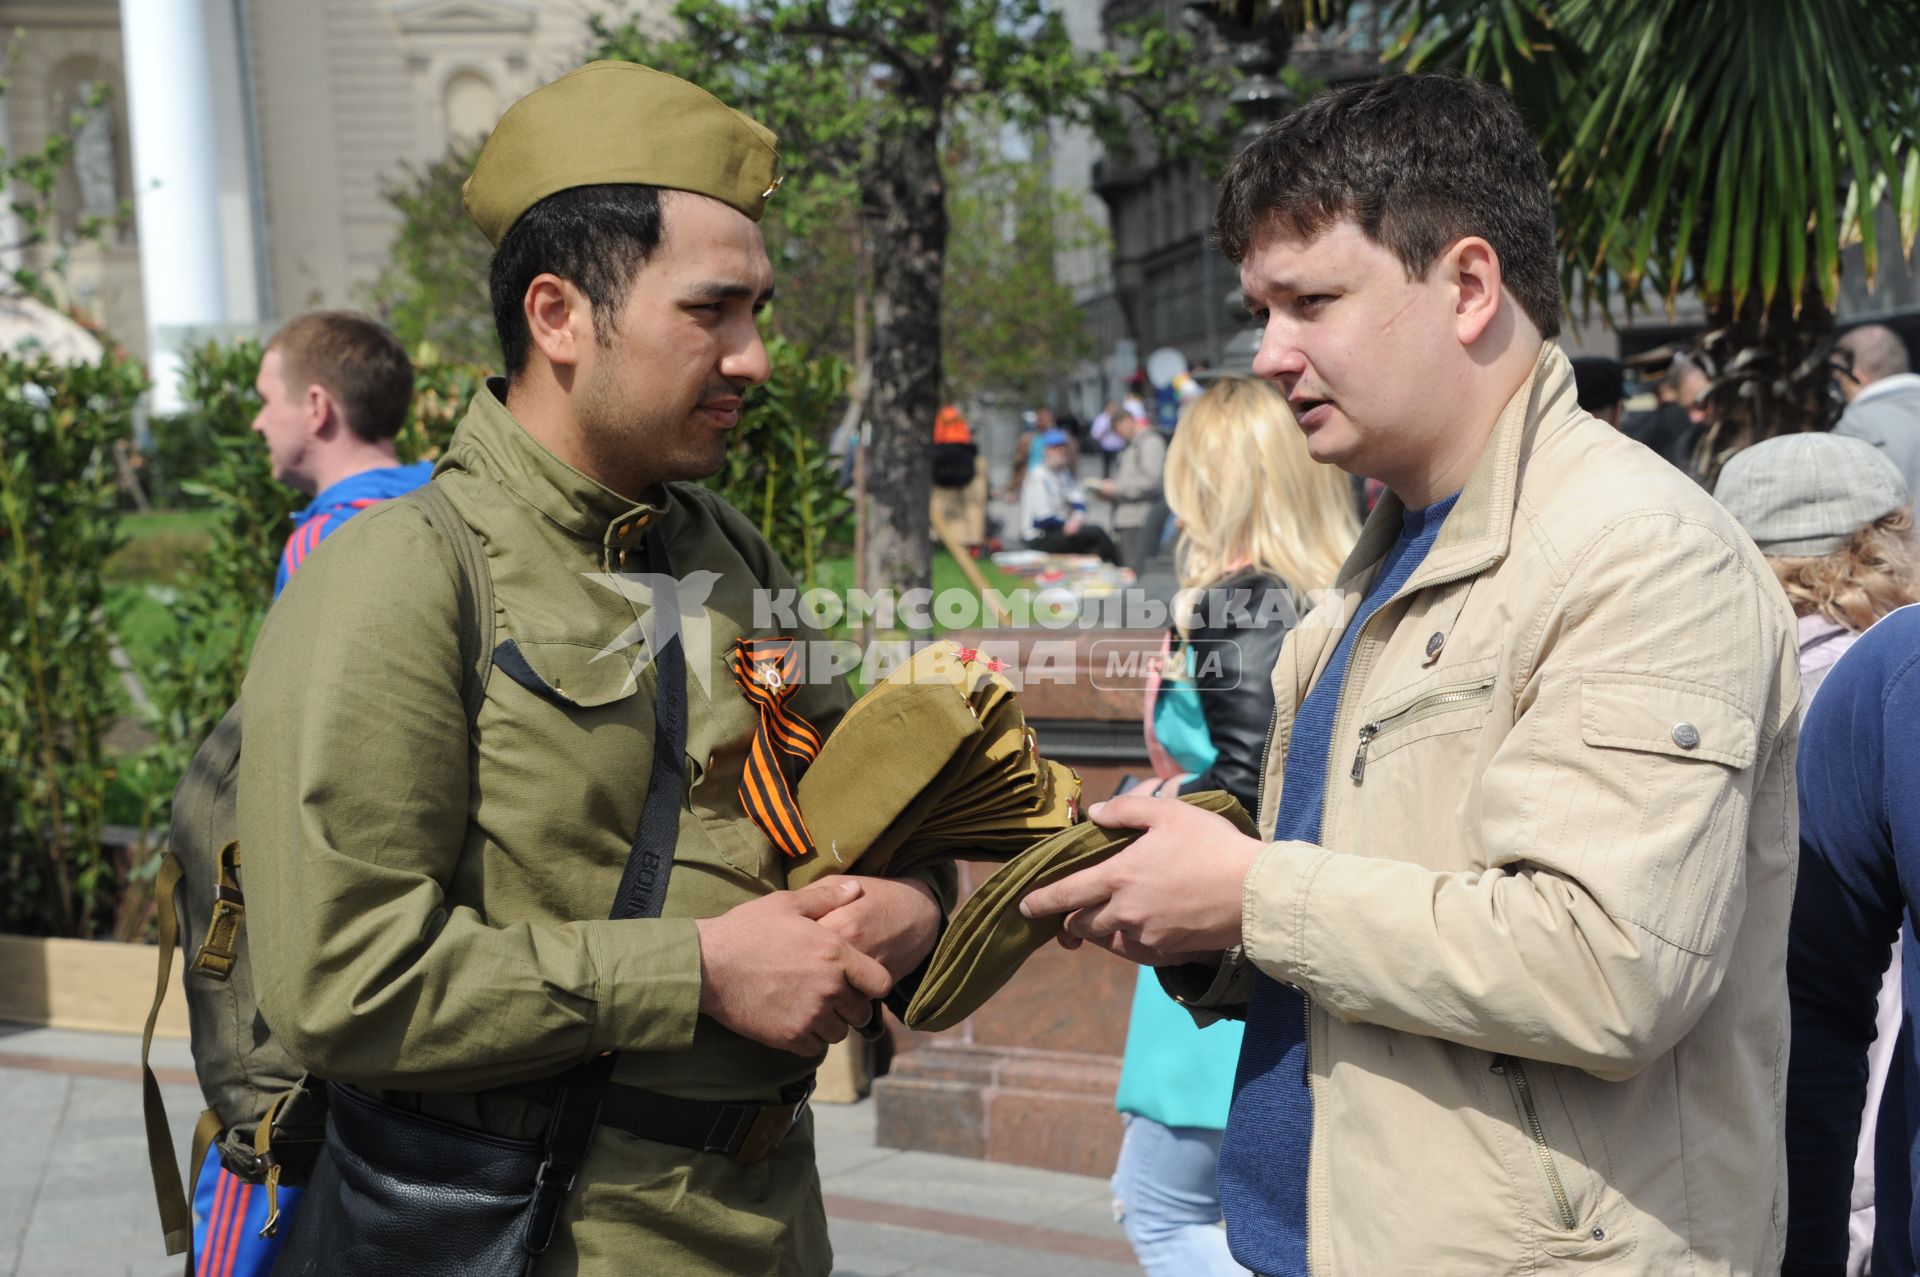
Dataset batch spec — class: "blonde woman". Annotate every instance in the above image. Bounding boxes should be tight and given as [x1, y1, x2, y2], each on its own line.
[1112, 376, 1359, 1277]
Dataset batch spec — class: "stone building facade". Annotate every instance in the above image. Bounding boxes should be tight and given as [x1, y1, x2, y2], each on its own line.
[0, 0, 661, 395]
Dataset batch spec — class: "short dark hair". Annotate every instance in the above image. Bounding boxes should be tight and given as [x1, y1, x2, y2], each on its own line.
[1214, 74, 1562, 340]
[488, 184, 665, 378]
[267, 311, 413, 443]
[1571, 356, 1624, 412]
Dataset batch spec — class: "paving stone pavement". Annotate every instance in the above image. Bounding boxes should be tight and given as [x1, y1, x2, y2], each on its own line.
[0, 1024, 1142, 1277]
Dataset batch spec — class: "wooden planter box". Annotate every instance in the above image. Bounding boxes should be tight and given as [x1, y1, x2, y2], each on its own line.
[0, 933, 187, 1038]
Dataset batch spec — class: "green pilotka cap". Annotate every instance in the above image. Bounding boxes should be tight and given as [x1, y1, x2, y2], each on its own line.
[462, 60, 782, 246]
[787, 641, 1083, 890]
[903, 789, 1256, 1032]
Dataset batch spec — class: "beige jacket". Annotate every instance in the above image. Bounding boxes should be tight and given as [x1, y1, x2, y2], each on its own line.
[1169, 345, 1800, 1274]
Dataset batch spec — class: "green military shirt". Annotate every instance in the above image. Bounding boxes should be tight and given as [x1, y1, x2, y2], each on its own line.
[239, 381, 885, 1275]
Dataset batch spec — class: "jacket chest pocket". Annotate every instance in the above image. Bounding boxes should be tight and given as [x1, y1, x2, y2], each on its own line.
[1333, 661, 1499, 868]
[481, 638, 664, 835]
[1348, 673, 1497, 783]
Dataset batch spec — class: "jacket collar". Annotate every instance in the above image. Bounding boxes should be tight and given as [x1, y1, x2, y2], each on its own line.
[437, 378, 672, 554]
[1337, 342, 1581, 596]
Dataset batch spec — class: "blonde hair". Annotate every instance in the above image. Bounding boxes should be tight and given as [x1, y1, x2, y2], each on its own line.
[1769, 508, 1920, 631]
[1165, 376, 1361, 613]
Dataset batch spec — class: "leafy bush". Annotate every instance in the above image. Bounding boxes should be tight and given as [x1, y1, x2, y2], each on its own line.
[0, 350, 149, 937]
[700, 334, 853, 587]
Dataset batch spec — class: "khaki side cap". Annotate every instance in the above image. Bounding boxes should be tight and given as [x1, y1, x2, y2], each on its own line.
[462, 60, 781, 245]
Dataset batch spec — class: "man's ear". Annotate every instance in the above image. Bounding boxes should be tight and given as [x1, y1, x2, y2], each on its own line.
[1449, 236, 1504, 347]
[524, 273, 592, 371]
[302, 382, 337, 440]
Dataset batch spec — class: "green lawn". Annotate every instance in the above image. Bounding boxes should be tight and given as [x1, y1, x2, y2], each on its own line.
[107, 508, 217, 584]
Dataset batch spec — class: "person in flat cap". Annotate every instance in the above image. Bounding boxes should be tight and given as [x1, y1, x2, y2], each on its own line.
[239, 61, 948, 1275]
[1710, 432, 1918, 1277]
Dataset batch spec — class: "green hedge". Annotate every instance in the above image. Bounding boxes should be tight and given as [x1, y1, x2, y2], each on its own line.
[0, 349, 148, 937]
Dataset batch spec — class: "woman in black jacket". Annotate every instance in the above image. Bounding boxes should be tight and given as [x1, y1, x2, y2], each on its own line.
[1112, 375, 1360, 1277]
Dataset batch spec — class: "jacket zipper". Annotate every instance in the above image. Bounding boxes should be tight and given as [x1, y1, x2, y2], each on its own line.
[1492, 1055, 1577, 1231]
[1349, 679, 1496, 783]
[1253, 703, 1281, 829]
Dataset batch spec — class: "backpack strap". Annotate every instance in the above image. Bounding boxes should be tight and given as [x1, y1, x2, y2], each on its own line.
[140, 851, 194, 1257]
[408, 481, 495, 724]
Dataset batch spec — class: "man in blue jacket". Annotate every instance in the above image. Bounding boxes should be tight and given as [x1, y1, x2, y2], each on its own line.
[249, 310, 431, 596]
[1787, 603, 1920, 1275]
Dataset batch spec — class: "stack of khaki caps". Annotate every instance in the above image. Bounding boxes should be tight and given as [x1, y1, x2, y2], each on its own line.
[788, 641, 1083, 889]
[902, 789, 1255, 1031]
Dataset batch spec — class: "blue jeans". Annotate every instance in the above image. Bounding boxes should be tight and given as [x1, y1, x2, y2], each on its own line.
[1112, 1114, 1249, 1277]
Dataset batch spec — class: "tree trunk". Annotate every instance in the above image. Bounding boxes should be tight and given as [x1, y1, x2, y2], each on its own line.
[862, 122, 947, 605]
[1693, 276, 1838, 484]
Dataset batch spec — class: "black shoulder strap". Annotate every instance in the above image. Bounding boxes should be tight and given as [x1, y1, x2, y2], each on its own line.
[610, 528, 685, 922]
[523, 526, 687, 1264]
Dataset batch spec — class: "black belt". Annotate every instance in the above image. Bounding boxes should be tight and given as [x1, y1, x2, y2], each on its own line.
[515, 1077, 813, 1166]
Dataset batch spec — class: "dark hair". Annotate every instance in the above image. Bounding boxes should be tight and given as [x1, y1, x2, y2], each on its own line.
[1213, 74, 1562, 339]
[267, 311, 413, 443]
[1571, 356, 1624, 412]
[488, 184, 664, 378]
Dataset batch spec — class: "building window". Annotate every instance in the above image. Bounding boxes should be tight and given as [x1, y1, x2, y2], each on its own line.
[48, 59, 133, 243]
[444, 70, 499, 145]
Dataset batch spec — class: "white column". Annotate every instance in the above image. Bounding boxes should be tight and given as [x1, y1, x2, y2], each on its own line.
[120, 0, 230, 413]
[0, 91, 19, 282]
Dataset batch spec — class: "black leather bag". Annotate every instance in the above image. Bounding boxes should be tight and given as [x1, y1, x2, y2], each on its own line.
[272, 1081, 548, 1277]
[270, 531, 687, 1276]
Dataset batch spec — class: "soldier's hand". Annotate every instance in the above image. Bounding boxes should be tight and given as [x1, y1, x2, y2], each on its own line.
[1018, 795, 1263, 965]
[694, 878, 895, 1055]
[817, 876, 942, 980]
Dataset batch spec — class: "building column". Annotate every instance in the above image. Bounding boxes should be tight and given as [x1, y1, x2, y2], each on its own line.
[120, 0, 229, 412]
[0, 91, 19, 283]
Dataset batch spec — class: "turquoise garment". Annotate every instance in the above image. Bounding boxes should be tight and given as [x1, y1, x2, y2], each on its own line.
[1114, 667, 1243, 1131]
[1153, 650, 1219, 776]
[1116, 965, 1246, 1129]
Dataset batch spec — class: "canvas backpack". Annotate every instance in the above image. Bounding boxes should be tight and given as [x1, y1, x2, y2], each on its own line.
[140, 482, 493, 1257]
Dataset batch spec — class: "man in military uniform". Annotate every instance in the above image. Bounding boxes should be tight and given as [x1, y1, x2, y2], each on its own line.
[238, 62, 946, 1275]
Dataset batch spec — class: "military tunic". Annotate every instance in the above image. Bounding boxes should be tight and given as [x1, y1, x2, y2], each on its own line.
[239, 381, 901, 1275]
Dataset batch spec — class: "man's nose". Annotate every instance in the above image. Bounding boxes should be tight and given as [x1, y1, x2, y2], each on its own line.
[1251, 324, 1306, 382]
[721, 325, 772, 388]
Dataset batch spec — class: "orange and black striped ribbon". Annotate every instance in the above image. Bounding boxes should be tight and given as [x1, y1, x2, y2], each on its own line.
[731, 637, 822, 859]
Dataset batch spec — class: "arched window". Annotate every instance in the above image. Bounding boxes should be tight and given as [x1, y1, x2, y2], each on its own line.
[47, 56, 133, 242]
[443, 70, 499, 146]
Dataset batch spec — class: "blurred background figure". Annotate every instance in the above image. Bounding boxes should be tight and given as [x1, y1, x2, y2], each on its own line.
[1622, 348, 1711, 477]
[1090, 399, 1129, 478]
[1572, 355, 1626, 428]
[999, 405, 1056, 503]
[1094, 397, 1168, 567]
[1110, 375, 1359, 1277]
[1835, 324, 1920, 499]
[1716, 431, 1919, 1277]
[1020, 427, 1121, 563]
[930, 404, 989, 553]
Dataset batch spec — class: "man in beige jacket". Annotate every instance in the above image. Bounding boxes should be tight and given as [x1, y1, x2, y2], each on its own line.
[1024, 75, 1800, 1275]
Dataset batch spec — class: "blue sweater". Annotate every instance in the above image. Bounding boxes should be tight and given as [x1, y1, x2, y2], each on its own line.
[275, 461, 435, 597]
[1786, 604, 1920, 1276]
[1219, 494, 1458, 1277]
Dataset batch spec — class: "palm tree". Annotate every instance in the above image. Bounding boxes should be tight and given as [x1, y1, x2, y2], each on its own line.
[1230, 0, 1920, 476]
